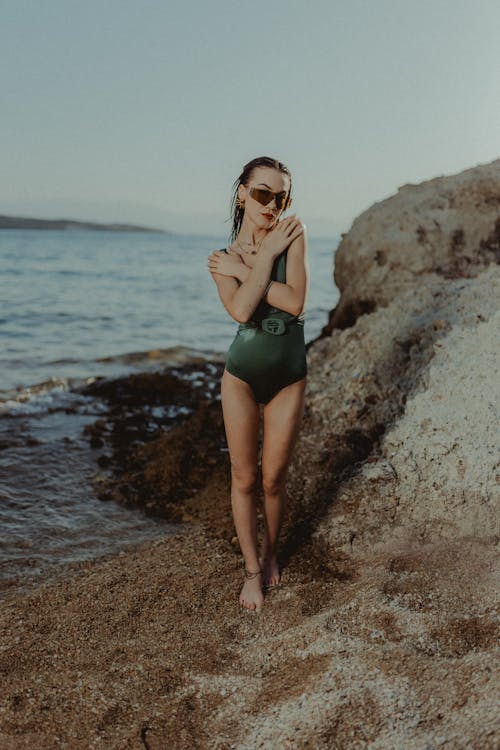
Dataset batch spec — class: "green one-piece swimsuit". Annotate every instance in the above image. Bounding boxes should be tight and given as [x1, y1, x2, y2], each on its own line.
[222, 247, 307, 404]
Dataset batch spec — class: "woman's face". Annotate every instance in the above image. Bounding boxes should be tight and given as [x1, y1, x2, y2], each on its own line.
[239, 167, 291, 229]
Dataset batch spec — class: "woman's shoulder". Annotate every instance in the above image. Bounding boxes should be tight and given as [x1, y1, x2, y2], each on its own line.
[286, 226, 307, 256]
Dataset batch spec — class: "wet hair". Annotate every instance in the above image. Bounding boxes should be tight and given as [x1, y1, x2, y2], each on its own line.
[227, 156, 293, 244]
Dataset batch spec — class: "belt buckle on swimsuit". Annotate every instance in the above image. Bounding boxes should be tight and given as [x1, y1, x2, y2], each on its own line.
[261, 317, 286, 335]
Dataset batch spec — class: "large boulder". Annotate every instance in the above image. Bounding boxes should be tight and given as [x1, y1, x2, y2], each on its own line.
[286, 158, 500, 557]
[322, 158, 500, 331]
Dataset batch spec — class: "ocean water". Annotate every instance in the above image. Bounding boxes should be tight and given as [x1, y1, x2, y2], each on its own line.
[0, 229, 339, 593]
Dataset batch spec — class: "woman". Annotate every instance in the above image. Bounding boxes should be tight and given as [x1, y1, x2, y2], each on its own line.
[207, 156, 309, 612]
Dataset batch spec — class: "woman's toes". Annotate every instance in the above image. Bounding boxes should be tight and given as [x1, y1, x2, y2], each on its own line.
[260, 556, 281, 587]
[239, 570, 264, 611]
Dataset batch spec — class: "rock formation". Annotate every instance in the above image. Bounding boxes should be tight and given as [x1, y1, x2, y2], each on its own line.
[288, 158, 500, 560]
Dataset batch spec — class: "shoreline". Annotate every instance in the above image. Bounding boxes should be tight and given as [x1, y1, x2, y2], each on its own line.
[0, 358, 226, 598]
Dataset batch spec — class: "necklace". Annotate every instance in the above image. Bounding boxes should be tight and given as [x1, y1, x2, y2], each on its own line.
[236, 236, 264, 255]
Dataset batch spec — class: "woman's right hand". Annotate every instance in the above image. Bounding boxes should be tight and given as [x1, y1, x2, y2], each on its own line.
[208, 249, 244, 277]
[259, 215, 304, 259]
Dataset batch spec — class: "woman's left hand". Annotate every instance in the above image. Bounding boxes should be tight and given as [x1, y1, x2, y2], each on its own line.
[207, 249, 246, 279]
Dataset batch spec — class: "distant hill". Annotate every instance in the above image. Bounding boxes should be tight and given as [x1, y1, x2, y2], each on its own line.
[0, 214, 170, 233]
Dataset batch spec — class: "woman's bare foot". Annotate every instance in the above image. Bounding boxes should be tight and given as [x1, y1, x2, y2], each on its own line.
[239, 569, 264, 611]
[259, 553, 281, 587]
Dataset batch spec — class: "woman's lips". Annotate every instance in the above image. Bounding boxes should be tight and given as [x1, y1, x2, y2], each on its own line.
[262, 212, 274, 219]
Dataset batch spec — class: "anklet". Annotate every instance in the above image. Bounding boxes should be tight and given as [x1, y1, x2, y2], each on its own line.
[244, 567, 262, 579]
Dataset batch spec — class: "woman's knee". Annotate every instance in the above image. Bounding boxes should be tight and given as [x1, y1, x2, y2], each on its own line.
[231, 463, 258, 493]
[262, 470, 287, 497]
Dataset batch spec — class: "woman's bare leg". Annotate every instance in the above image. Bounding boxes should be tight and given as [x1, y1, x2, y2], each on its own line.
[221, 369, 264, 611]
[260, 377, 306, 586]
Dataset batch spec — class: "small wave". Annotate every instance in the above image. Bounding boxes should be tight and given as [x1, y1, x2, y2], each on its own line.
[95, 345, 225, 367]
[0, 377, 97, 417]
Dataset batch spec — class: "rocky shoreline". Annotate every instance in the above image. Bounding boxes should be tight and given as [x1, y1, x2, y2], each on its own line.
[0, 159, 498, 749]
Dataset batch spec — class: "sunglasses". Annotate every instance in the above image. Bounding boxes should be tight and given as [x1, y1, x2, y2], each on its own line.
[247, 186, 292, 211]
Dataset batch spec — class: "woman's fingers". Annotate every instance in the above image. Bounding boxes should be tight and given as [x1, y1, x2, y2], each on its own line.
[281, 214, 297, 228]
[280, 222, 303, 243]
[207, 250, 222, 266]
[283, 218, 302, 236]
[290, 225, 304, 241]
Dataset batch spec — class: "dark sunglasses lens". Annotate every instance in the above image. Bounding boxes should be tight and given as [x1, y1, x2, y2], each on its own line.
[252, 188, 271, 206]
[250, 188, 289, 209]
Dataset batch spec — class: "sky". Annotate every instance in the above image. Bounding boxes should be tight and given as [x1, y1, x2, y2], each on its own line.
[1, 0, 499, 238]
